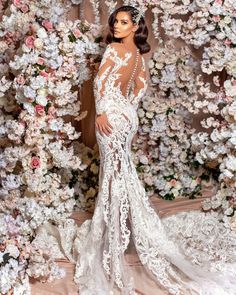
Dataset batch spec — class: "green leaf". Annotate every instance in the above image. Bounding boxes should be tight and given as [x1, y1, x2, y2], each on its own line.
[94, 36, 103, 43]
[166, 107, 174, 115]
[163, 193, 175, 200]
[68, 33, 76, 43]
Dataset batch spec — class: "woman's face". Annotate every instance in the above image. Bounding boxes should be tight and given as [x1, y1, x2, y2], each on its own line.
[113, 11, 137, 39]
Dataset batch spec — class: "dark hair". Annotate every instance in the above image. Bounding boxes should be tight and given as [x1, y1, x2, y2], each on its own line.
[105, 5, 151, 55]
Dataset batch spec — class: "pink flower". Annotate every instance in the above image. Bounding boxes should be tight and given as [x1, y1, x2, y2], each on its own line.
[37, 57, 45, 65]
[48, 106, 56, 119]
[25, 36, 35, 48]
[232, 80, 236, 86]
[27, 97, 35, 103]
[5, 32, 14, 45]
[16, 75, 25, 85]
[224, 96, 233, 102]
[46, 95, 53, 100]
[34, 104, 45, 116]
[213, 15, 220, 22]
[170, 179, 177, 186]
[13, 0, 22, 8]
[214, 0, 222, 5]
[196, 177, 201, 184]
[0, 242, 6, 251]
[19, 120, 26, 127]
[20, 4, 29, 13]
[42, 20, 53, 31]
[40, 71, 49, 78]
[73, 29, 82, 38]
[224, 39, 232, 46]
[31, 156, 41, 169]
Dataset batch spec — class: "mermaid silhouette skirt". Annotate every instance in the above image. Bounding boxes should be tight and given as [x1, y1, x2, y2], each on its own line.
[74, 97, 236, 295]
[75, 44, 236, 295]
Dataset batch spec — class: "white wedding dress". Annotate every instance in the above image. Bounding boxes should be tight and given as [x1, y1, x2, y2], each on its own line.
[71, 42, 236, 294]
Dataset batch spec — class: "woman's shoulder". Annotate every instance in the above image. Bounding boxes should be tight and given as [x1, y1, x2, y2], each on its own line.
[106, 42, 140, 59]
[106, 42, 124, 54]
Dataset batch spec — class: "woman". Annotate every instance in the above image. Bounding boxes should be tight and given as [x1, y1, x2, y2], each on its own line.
[75, 5, 236, 295]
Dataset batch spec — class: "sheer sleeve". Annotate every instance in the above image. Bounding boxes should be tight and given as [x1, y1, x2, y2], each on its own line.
[130, 56, 148, 109]
[93, 44, 115, 115]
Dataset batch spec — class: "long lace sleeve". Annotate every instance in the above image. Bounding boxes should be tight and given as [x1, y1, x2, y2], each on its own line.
[93, 44, 115, 115]
[130, 56, 148, 109]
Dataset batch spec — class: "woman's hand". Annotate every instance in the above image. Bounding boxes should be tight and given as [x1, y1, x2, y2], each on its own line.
[95, 112, 113, 136]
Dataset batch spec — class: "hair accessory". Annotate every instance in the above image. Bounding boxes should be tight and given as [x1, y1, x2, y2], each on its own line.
[133, 6, 145, 24]
[123, 0, 146, 24]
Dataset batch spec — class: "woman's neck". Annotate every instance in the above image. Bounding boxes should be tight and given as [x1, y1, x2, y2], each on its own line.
[120, 33, 136, 49]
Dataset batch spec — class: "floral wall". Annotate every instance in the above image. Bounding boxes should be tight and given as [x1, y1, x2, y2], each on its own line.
[0, 0, 236, 293]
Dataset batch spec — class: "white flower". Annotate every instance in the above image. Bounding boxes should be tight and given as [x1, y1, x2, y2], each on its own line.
[139, 155, 149, 165]
[34, 38, 44, 49]
[224, 80, 236, 97]
[5, 244, 20, 259]
[2, 174, 21, 190]
[225, 156, 236, 171]
[37, 88, 48, 97]
[48, 119, 64, 131]
[223, 16, 232, 25]
[146, 111, 154, 119]
[37, 28, 48, 39]
[138, 108, 145, 118]
[148, 59, 155, 69]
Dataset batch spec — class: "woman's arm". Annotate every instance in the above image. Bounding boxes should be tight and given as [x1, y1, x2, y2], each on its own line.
[94, 43, 117, 136]
[93, 43, 116, 115]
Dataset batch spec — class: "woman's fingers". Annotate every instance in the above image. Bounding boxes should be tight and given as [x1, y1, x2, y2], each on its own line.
[95, 113, 113, 136]
[102, 124, 112, 136]
[96, 123, 112, 136]
[107, 121, 113, 130]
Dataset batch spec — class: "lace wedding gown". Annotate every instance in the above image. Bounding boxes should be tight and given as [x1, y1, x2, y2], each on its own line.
[73, 43, 236, 295]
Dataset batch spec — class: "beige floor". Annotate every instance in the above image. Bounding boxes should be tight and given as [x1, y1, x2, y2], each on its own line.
[30, 188, 213, 295]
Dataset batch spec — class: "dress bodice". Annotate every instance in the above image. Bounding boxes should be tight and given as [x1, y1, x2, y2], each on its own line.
[93, 42, 148, 115]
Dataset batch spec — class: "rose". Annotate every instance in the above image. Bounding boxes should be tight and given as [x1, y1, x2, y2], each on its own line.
[13, 0, 21, 8]
[40, 71, 49, 79]
[20, 4, 29, 13]
[170, 179, 177, 186]
[224, 39, 232, 46]
[31, 156, 41, 169]
[48, 106, 56, 119]
[27, 97, 34, 103]
[5, 32, 14, 45]
[16, 75, 25, 85]
[25, 36, 35, 48]
[34, 104, 45, 116]
[213, 15, 220, 22]
[196, 177, 201, 184]
[37, 58, 45, 65]
[42, 20, 53, 31]
[73, 29, 82, 38]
